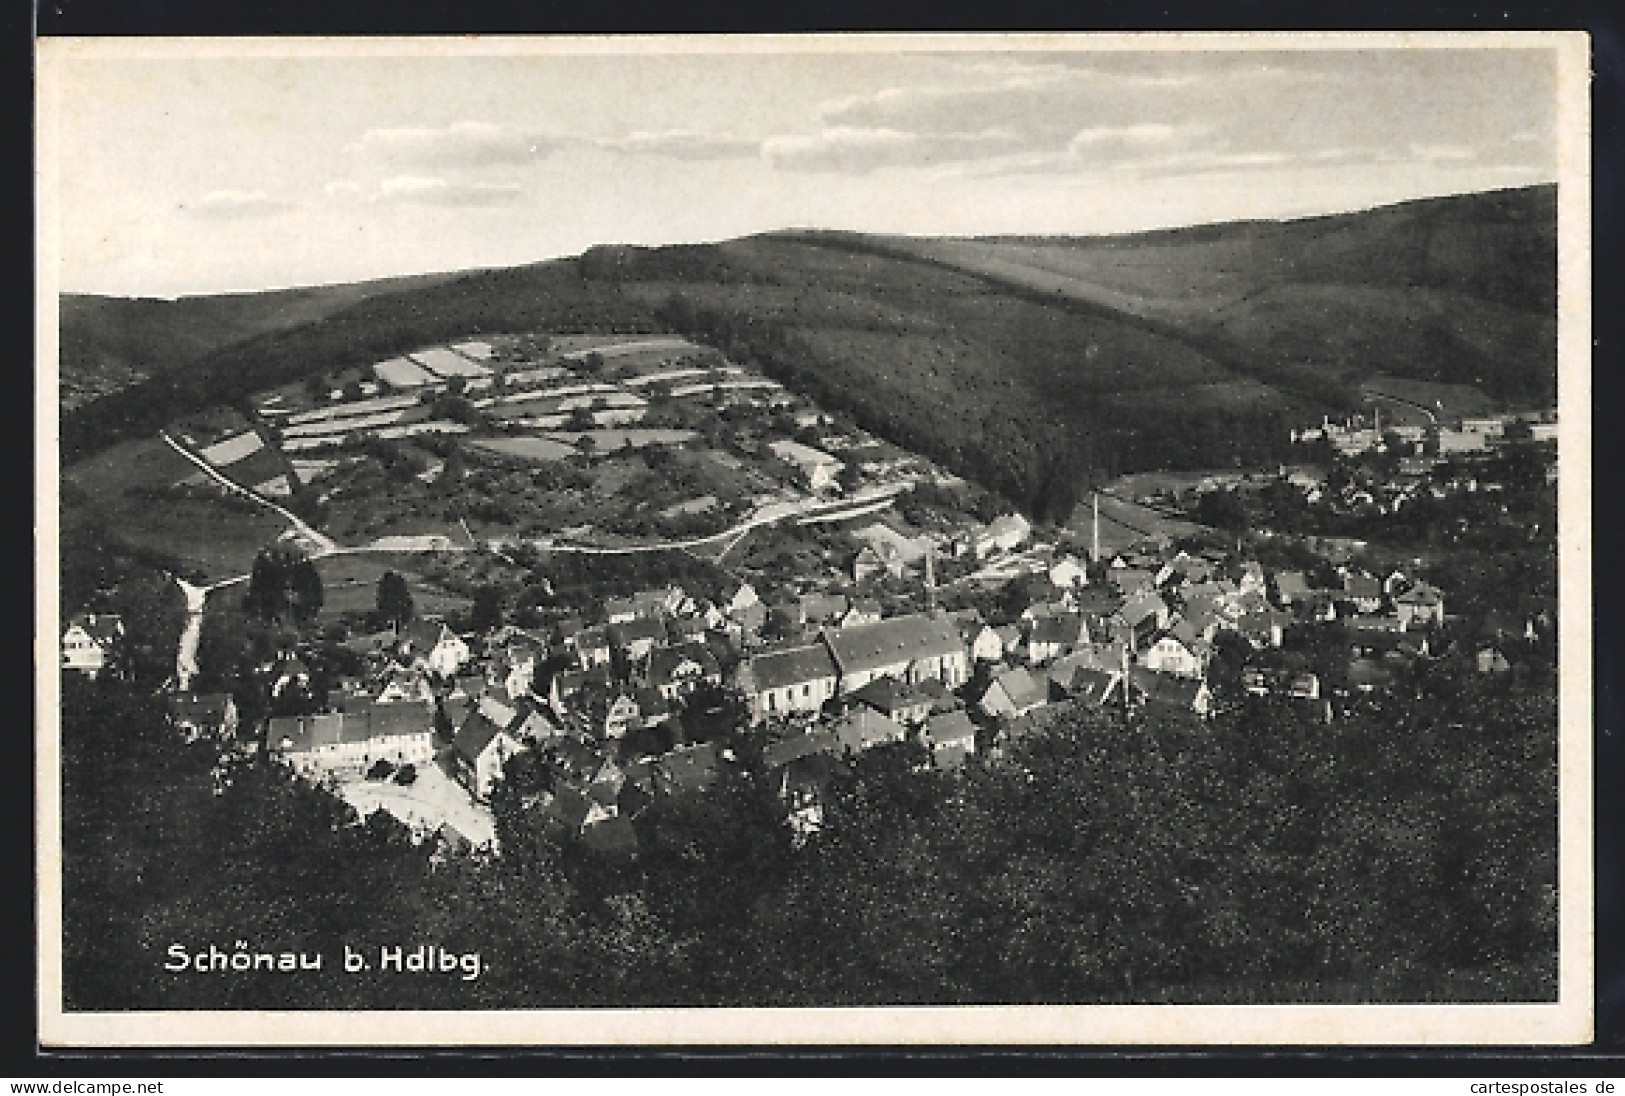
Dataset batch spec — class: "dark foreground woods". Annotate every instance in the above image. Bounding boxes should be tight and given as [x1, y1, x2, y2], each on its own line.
[62, 661, 1555, 1011]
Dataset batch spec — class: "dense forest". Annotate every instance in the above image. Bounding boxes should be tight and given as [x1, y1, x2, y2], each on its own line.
[63, 185, 1558, 528]
[62, 658, 1556, 1011]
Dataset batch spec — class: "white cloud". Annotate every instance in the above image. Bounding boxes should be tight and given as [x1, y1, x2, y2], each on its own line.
[764, 125, 1027, 173]
[1409, 143, 1479, 162]
[375, 176, 525, 207]
[596, 130, 759, 160]
[183, 190, 290, 219]
[1069, 123, 1184, 151]
[349, 121, 566, 168]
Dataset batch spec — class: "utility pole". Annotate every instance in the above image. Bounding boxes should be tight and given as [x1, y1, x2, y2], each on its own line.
[924, 541, 937, 613]
[1091, 492, 1101, 565]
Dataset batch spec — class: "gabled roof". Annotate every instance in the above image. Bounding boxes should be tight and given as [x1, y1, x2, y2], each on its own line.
[830, 706, 908, 752]
[1109, 567, 1156, 594]
[739, 642, 840, 693]
[1030, 613, 1087, 646]
[66, 614, 124, 645]
[604, 596, 639, 619]
[452, 710, 511, 763]
[168, 692, 234, 724]
[1061, 667, 1119, 706]
[633, 586, 681, 613]
[403, 618, 459, 653]
[762, 729, 842, 771]
[575, 625, 612, 650]
[1118, 591, 1169, 628]
[1237, 609, 1291, 637]
[798, 591, 850, 622]
[1129, 667, 1205, 708]
[547, 735, 606, 783]
[1070, 586, 1125, 616]
[609, 616, 667, 646]
[986, 667, 1048, 712]
[1166, 618, 1205, 649]
[848, 675, 934, 716]
[1275, 571, 1311, 598]
[1397, 584, 1443, 606]
[648, 641, 720, 687]
[1343, 572, 1382, 599]
[359, 700, 435, 739]
[270, 712, 353, 753]
[922, 709, 976, 748]
[823, 613, 963, 676]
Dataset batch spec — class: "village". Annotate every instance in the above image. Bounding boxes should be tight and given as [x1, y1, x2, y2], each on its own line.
[59, 331, 1560, 861]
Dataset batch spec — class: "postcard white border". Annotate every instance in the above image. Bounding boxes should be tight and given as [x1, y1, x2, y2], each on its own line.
[35, 30, 1594, 1047]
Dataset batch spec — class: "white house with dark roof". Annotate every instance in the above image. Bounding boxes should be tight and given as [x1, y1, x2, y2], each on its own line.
[735, 643, 841, 723]
[822, 613, 969, 695]
[61, 613, 124, 676]
[1396, 584, 1446, 628]
[270, 701, 435, 780]
[978, 666, 1050, 720]
[972, 513, 1031, 558]
[401, 619, 471, 677]
[452, 710, 524, 800]
[769, 439, 844, 492]
[647, 642, 722, 700]
[1141, 631, 1207, 679]
[922, 710, 977, 769]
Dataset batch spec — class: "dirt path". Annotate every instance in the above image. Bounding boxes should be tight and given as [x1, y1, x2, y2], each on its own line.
[160, 431, 337, 553]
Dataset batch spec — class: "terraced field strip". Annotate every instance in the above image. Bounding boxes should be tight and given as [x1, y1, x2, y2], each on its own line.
[160, 431, 337, 553]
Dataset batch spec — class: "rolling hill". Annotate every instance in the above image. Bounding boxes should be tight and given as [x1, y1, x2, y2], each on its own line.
[58, 270, 466, 410]
[60, 184, 1558, 522]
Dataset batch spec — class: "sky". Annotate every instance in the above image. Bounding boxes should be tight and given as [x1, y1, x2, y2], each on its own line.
[43, 38, 1566, 298]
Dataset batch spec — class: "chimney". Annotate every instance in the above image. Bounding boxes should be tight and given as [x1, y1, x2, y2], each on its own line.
[924, 542, 937, 612]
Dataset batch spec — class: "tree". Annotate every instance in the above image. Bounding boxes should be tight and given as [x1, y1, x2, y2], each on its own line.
[287, 557, 324, 626]
[1196, 489, 1249, 533]
[377, 570, 414, 633]
[470, 584, 505, 632]
[675, 683, 750, 745]
[246, 545, 321, 626]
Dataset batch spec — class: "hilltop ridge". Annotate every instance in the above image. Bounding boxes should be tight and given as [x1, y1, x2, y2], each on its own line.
[62, 184, 1557, 518]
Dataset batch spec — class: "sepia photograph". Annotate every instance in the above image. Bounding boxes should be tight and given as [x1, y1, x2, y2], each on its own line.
[35, 32, 1592, 1046]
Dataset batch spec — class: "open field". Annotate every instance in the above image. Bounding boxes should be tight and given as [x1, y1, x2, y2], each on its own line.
[64, 436, 201, 508]
[102, 492, 290, 582]
[313, 553, 473, 623]
[411, 346, 493, 379]
[551, 335, 697, 358]
[469, 436, 579, 462]
[548, 428, 697, 450]
[1065, 491, 1209, 552]
[1361, 375, 1500, 419]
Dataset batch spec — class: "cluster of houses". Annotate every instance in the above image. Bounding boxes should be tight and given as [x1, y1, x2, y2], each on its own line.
[947, 546, 1455, 727]
[62, 466, 1492, 859]
[1293, 409, 1559, 459]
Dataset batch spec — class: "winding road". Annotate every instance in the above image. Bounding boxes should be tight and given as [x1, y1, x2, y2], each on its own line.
[160, 427, 915, 681]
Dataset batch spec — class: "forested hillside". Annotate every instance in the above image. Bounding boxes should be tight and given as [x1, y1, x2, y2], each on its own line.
[62, 185, 1558, 523]
[58, 271, 463, 410]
